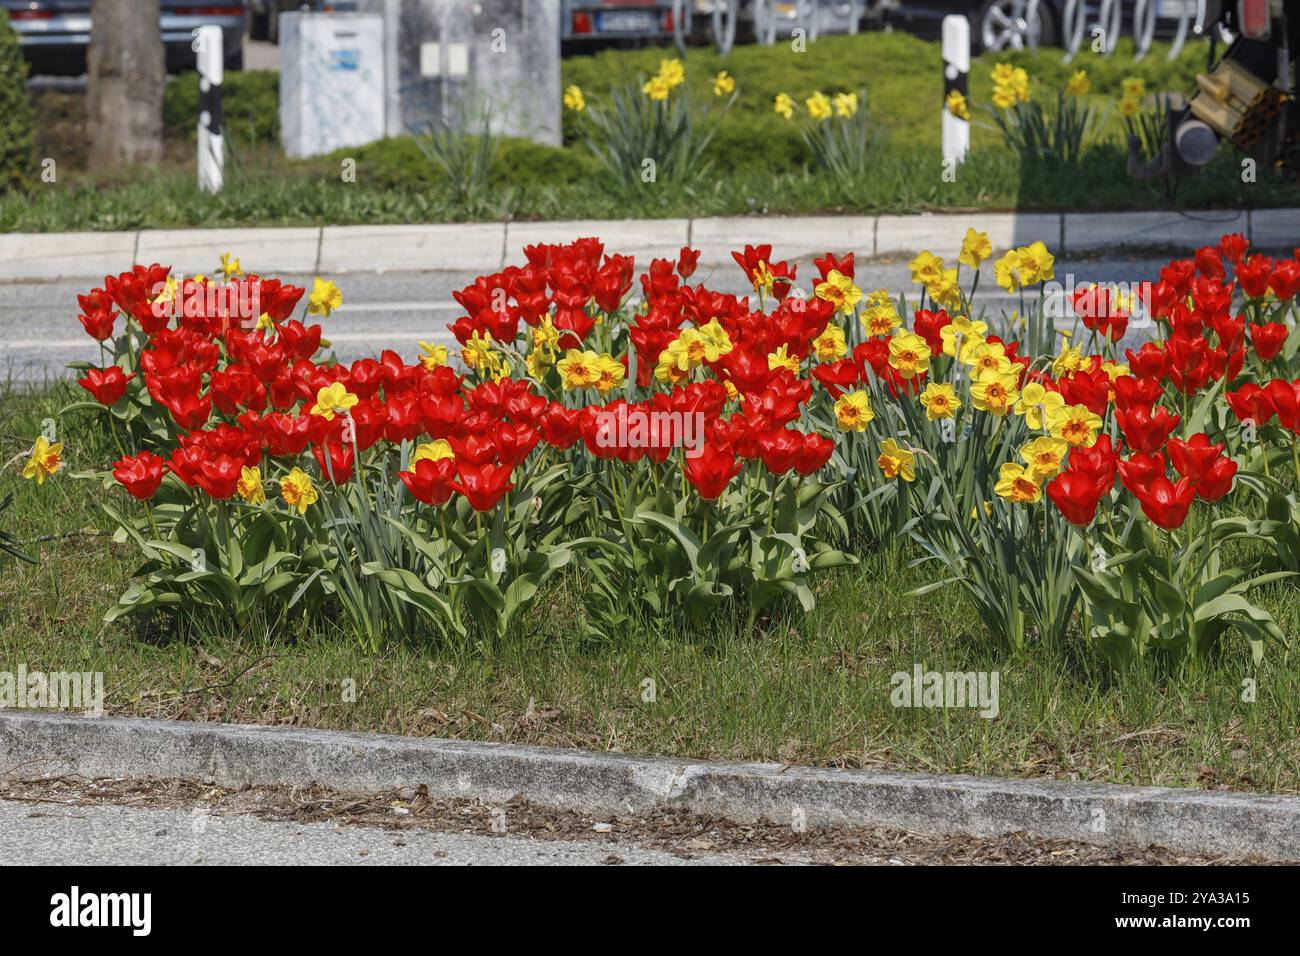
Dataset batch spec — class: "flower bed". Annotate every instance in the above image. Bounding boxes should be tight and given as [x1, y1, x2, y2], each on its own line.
[29, 231, 1300, 668]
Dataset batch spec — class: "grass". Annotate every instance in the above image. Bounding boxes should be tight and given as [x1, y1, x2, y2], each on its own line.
[3, 32, 1297, 231]
[3, 378, 1298, 794]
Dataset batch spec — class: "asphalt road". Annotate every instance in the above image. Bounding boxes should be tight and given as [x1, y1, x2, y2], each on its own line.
[0, 254, 1172, 383]
[0, 798, 747, 865]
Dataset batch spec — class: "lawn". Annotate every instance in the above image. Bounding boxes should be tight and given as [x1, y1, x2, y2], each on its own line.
[3, 378, 1298, 794]
[2, 31, 1296, 232]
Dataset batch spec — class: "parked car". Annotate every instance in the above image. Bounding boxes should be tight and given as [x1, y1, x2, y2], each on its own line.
[561, 0, 678, 45]
[2, 0, 246, 76]
[248, 1, 358, 44]
[884, 0, 1182, 52]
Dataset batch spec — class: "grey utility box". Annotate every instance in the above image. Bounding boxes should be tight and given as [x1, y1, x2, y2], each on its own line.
[280, 12, 387, 158]
[357, 0, 561, 147]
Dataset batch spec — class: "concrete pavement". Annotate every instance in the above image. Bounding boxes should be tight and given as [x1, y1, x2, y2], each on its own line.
[0, 798, 746, 865]
[1, 208, 1295, 282]
[1, 254, 1183, 382]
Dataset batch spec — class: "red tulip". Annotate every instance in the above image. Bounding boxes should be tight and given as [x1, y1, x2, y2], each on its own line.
[757, 428, 802, 476]
[1219, 233, 1249, 265]
[450, 461, 515, 511]
[1047, 471, 1105, 526]
[399, 457, 456, 506]
[78, 308, 118, 342]
[1195, 456, 1237, 502]
[1117, 452, 1167, 497]
[794, 432, 835, 476]
[539, 405, 583, 450]
[1225, 383, 1275, 427]
[1251, 322, 1289, 362]
[1269, 258, 1300, 302]
[1065, 434, 1117, 496]
[495, 422, 540, 469]
[313, 439, 355, 484]
[1265, 379, 1300, 431]
[77, 366, 134, 406]
[683, 443, 743, 500]
[1167, 433, 1224, 484]
[193, 453, 244, 500]
[112, 451, 166, 500]
[1132, 476, 1196, 530]
[1116, 404, 1180, 455]
[1236, 255, 1273, 299]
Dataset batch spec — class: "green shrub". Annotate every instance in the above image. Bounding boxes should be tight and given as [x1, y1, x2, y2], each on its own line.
[163, 69, 280, 145]
[0, 9, 34, 191]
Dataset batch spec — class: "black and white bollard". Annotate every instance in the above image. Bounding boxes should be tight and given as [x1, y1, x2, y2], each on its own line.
[942, 15, 970, 165]
[195, 25, 224, 194]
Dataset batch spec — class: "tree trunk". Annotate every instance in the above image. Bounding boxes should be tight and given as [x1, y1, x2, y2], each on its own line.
[87, 0, 164, 170]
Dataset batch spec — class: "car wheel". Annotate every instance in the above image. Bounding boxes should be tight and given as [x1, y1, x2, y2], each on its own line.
[974, 0, 1057, 52]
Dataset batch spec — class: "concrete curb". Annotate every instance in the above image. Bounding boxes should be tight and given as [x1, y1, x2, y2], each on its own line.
[1, 209, 1295, 281]
[1, 711, 1296, 860]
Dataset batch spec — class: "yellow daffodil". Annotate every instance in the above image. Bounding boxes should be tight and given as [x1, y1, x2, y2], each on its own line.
[308, 277, 343, 317]
[940, 314, 988, 357]
[945, 89, 970, 120]
[713, 71, 735, 96]
[310, 382, 359, 421]
[1048, 403, 1103, 447]
[643, 74, 671, 101]
[774, 92, 795, 120]
[237, 466, 266, 505]
[888, 330, 931, 380]
[657, 58, 685, 88]
[815, 269, 863, 314]
[1051, 344, 1086, 378]
[1065, 69, 1091, 97]
[862, 290, 901, 336]
[812, 324, 848, 362]
[563, 84, 585, 111]
[22, 436, 62, 485]
[1014, 382, 1066, 430]
[806, 91, 833, 121]
[994, 249, 1023, 292]
[463, 330, 498, 374]
[878, 438, 916, 482]
[1119, 96, 1141, 119]
[412, 439, 454, 465]
[1017, 241, 1055, 285]
[994, 462, 1042, 504]
[959, 228, 991, 269]
[418, 341, 448, 370]
[1019, 437, 1068, 481]
[926, 267, 962, 311]
[698, 318, 734, 360]
[593, 353, 625, 395]
[767, 344, 801, 376]
[1122, 76, 1145, 99]
[919, 382, 961, 421]
[280, 467, 318, 515]
[909, 250, 945, 287]
[835, 390, 874, 432]
[559, 348, 603, 389]
[532, 316, 560, 353]
[218, 252, 242, 281]
[971, 371, 1020, 416]
[965, 339, 1012, 378]
[833, 91, 858, 117]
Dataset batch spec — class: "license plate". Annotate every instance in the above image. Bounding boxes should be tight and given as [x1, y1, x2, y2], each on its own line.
[1157, 0, 1198, 17]
[596, 10, 658, 33]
